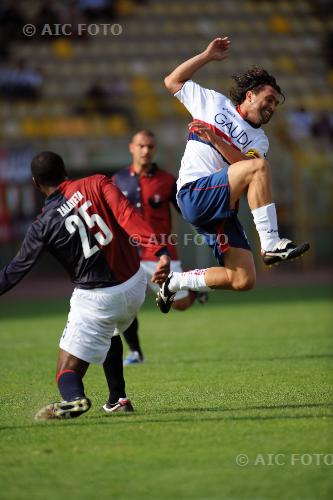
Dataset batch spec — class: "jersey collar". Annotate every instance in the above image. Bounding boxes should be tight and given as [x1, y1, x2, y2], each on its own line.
[44, 187, 62, 203]
[129, 163, 158, 177]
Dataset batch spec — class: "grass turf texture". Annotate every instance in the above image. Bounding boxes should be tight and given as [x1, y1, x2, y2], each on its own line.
[0, 285, 332, 500]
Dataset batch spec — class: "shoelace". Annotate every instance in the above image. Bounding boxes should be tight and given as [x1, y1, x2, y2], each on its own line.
[276, 238, 292, 250]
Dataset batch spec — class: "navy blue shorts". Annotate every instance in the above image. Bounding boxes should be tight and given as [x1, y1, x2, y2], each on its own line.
[177, 168, 251, 265]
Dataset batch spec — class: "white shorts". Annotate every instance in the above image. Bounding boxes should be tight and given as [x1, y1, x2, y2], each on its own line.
[140, 260, 189, 301]
[59, 267, 147, 365]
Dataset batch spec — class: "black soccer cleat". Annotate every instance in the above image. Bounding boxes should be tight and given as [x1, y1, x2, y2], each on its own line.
[102, 398, 134, 413]
[262, 239, 310, 266]
[156, 272, 176, 314]
[35, 397, 91, 421]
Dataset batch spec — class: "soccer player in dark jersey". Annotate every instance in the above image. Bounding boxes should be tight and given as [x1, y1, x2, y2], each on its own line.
[157, 36, 310, 313]
[112, 130, 205, 365]
[0, 151, 170, 420]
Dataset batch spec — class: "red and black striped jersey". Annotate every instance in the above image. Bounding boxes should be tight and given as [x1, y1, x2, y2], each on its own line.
[0, 174, 167, 295]
[113, 164, 179, 261]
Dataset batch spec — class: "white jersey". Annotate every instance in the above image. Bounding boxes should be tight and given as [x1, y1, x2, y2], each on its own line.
[175, 80, 269, 192]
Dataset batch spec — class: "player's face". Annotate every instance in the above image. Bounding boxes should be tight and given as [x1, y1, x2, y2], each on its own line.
[129, 133, 156, 169]
[248, 86, 281, 125]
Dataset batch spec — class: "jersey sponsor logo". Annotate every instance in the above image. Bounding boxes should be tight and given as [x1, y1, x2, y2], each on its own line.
[57, 191, 84, 217]
[214, 113, 253, 149]
[222, 107, 236, 118]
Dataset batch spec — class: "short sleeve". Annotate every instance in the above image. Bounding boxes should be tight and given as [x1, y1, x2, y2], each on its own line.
[243, 136, 269, 158]
[174, 80, 222, 117]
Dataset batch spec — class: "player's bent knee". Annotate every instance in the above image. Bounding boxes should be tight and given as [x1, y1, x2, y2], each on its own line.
[240, 276, 256, 291]
[231, 274, 256, 292]
[253, 158, 270, 176]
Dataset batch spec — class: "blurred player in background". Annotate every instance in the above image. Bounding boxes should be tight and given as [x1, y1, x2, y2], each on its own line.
[112, 129, 207, 364]
[0, 151, 170, 419]
[158, 36, 310, 313]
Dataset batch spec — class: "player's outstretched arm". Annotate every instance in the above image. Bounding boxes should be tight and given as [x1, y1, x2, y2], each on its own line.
[164, 37, 230, 94]
[0, 223, 45, 296]
[189, 120, 248, 165]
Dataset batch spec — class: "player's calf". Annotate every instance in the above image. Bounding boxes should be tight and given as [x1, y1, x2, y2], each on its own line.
[229, 273, 256, 291]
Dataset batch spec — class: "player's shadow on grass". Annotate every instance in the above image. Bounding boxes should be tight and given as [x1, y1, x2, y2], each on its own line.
[146, 286, 333, 309]
[1, 414, 333, 432]
[174, 353, 333, 365]
[1, 402, 333, 431]
[165, 402, 333, 414]
[261, 353, 333, 361]
[1, 284, 332, 319]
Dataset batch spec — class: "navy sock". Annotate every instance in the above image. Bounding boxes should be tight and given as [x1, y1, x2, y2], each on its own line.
[122, 317, 143, 357]
[57, 370, 85, 402]
[103, 335, 126, 404]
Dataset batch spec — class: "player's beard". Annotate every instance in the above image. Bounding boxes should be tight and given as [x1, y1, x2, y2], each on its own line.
[260, 108, 273, 124]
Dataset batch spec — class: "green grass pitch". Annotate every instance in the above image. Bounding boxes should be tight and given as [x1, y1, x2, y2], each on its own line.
[0, 285, 332, 500]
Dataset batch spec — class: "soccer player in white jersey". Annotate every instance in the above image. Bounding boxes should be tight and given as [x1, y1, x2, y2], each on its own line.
[157, 36, 310, 313]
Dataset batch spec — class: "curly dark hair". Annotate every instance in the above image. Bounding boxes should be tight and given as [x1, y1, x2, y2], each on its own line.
[229, 67, 285, 105]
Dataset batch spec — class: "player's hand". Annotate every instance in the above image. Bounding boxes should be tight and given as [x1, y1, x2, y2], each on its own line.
[204, 37, 230, 61]
[189, 120, 219, 144]
[152, 255, 170, 285]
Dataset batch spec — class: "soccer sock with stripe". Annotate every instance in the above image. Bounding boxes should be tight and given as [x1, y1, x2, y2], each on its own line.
[251, 203, 280, 251]
[57, 370, 85, 402]
[103, 335, 127, 404]
[168, 269, 211, 292]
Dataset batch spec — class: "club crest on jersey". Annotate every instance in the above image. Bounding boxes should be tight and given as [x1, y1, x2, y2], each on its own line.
[214, 113, 253, 148]
[245, 149, 261, 159]
[148, 194, 161, 208]
[57, 190, 84, 217]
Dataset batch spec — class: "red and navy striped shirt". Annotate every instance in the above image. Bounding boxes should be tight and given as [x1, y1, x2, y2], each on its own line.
[113, 164, 179, 261]
[0, 174, 167, 294]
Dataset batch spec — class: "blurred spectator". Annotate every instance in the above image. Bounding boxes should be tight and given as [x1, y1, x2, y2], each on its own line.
[77, 79, 134, 125]
[311, 112, 333, 140]
[34, 0, 67, 38]
[286, 107, 313, 141]
[0, 0, 27, 59]
[313, 1, 333, 66]
[0, 60, 44, 100]
[312, 0, 333, 18]
[33, 0, 87, 41]
[76, 0, 116, 21]
[323, 30, 333, 67]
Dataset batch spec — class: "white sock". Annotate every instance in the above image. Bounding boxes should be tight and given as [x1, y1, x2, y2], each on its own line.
[168, 269, 212, 292]
[251, 203, 280, 251]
